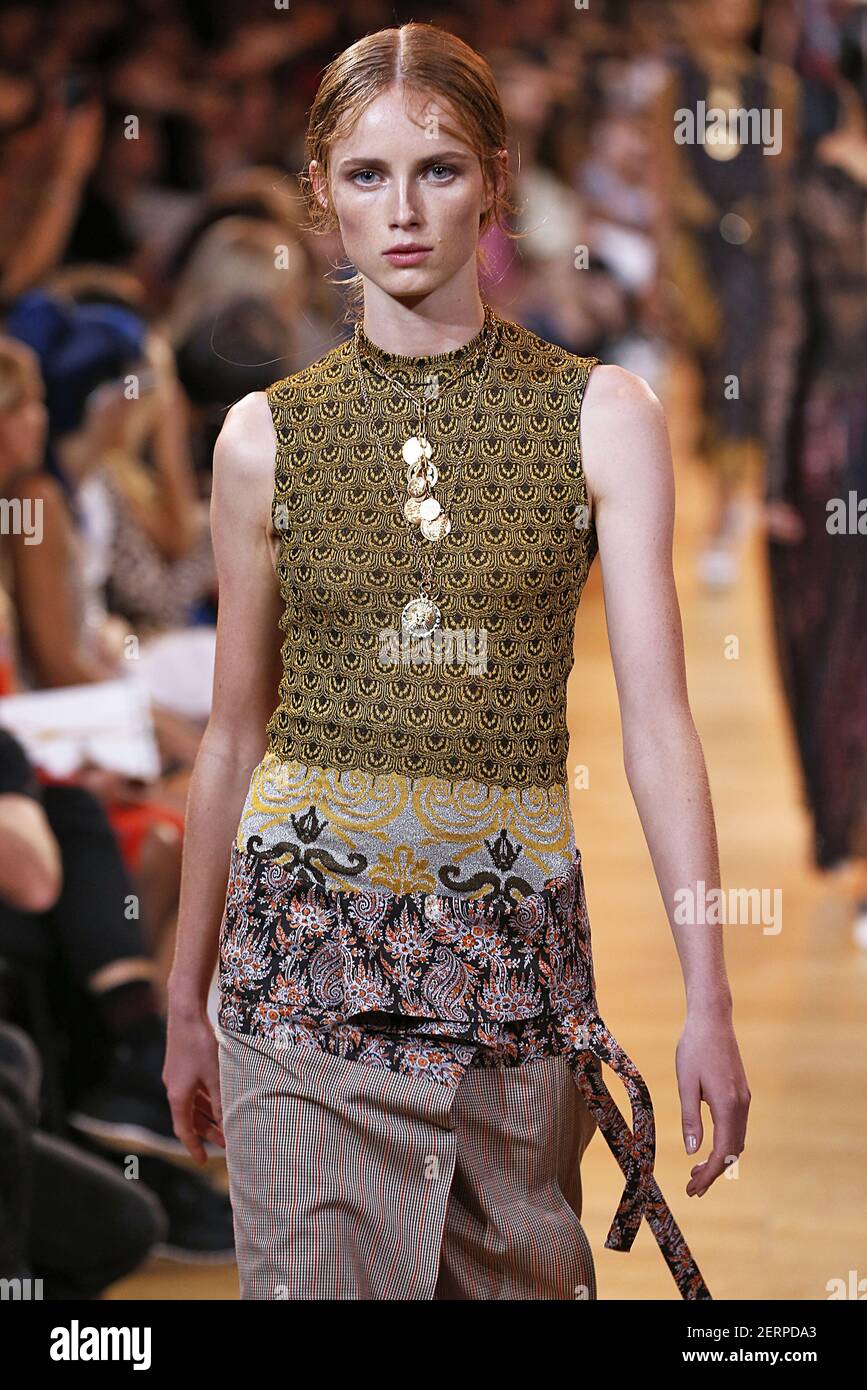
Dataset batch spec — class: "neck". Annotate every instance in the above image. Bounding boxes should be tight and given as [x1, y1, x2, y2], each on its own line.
[358, 285, 487, 358]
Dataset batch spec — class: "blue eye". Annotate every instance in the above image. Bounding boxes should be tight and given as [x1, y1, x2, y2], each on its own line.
[349, 164, 457, 185]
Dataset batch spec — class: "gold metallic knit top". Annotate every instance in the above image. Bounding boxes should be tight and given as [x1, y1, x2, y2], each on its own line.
[263, 304, 599, 789]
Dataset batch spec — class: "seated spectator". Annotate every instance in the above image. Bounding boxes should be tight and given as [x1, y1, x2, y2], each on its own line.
[0, 1019, 167, 1298]
[0, 325, 189, 952]
[0, 725, 233, 1275]
[1, 292, 216, 719]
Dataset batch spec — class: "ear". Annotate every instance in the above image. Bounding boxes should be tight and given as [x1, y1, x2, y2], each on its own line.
[309, 159, 330, 213]
[483, 147, 509, 218]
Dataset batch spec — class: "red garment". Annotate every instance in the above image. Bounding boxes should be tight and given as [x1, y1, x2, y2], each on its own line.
[104, 800, 185, 872]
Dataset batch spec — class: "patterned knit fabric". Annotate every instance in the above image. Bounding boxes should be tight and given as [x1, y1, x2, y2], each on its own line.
[263, 301, 598, 788]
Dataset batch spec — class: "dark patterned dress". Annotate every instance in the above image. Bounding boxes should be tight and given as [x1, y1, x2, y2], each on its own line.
[662, 50, 796, 484]
[762, 155, 867, 869]
[217, 303, 711, 1298]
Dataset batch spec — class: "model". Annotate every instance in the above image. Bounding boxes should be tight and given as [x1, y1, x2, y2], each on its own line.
[762, 71, 867, 910]
[165, 22, 749, 1301]
[655, 0, 797, 588]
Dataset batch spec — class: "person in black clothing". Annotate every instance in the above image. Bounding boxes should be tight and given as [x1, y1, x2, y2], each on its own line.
[0, 726, 234, 1288]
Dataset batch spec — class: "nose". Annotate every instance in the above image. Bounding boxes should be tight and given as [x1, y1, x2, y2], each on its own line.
[388, 175, 421, 230]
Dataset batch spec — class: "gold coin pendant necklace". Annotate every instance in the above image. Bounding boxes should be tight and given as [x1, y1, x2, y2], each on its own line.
[352, 304, 498, 639]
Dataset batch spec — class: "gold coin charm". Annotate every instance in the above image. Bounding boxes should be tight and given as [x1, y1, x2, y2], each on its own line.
[401, 595, 441, 637]
[421, 513, 451, 541]
[401, 436, 432, 466]
[418, 496, 442, 521]
[406, 470, 429, 498]
[351, 301, 499, 644]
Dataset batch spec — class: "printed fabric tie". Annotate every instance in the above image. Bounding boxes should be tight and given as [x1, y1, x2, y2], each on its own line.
[555, 1004, 713, 1300]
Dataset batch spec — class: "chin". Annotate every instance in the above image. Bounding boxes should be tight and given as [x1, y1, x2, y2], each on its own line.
[367, 267, 439, 291]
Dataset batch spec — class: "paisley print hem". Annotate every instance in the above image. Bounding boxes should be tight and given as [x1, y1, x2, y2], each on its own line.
[216, 836, 592, 1044]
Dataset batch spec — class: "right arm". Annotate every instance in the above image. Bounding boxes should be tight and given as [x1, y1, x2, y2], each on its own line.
[163, 388, 285, 1162]
[8, 472, 118, 687]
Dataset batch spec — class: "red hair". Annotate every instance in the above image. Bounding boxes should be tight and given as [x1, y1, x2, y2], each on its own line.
[299, 22, 521, 319]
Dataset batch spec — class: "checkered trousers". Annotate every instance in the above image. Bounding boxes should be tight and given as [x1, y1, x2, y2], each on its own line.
[216, 1024, 598, 1300]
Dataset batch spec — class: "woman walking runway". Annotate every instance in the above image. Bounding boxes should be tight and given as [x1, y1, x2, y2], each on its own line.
[165, 22, 749, 1301]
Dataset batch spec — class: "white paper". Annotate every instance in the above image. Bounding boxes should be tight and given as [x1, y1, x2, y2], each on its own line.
[0, 677, 162, 779]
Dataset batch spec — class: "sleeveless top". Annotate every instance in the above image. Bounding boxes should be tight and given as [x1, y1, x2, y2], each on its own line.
[217, 305, 712, 1300]
[233, 303, 598, 901]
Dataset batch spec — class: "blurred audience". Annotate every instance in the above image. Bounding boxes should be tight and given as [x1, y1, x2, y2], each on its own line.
[653, 0, 799, 588]
[0, 726, 233, 1292]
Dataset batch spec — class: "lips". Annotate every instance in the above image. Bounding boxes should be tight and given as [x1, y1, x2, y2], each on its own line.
[384, 245, 431, 254]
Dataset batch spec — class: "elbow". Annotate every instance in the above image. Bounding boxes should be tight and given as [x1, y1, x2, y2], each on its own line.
[622, 705, 700, 782]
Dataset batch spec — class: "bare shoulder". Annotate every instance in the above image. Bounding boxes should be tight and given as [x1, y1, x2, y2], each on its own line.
[583, 361, 665, 425]
[213, 390, 277, 491]
[580, 363, 670, 506]
[6, 466, 66, 506]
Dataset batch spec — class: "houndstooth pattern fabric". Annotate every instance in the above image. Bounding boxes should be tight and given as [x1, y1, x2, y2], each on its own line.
[217, 1025, 598, 1300]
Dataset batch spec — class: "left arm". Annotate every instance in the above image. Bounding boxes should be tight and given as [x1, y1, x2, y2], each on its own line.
[579, 363, 750, 1199]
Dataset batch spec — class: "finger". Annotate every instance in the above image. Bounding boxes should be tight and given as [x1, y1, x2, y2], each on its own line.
[193, 1080, 224, 1138]
[687, 1125, 743, 1195]
[167, 1095, 208, 1167]
[677, 1072, 703, 1156]
[198, 1070, 224, 1129]
[192, 1115, 226, 1149]
[687, 1147, 729, 1195]
[192, 1098, 224, 1137]
[191, 1091, 225, 1142]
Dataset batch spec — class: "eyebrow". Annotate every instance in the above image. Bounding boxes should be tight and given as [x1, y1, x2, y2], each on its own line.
[337, 150, 471, 169]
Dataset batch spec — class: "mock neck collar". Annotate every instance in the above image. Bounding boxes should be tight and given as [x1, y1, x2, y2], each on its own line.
[352, 302, 497, 377]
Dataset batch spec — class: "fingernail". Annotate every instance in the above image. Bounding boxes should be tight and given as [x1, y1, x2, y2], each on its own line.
[686, 1134, 697, 1153]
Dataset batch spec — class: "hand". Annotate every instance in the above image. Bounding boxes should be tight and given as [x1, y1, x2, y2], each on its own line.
[75, 763, 150, 805]
[676, 1011, 750, 1198]
[84, 379, 134, 455]
[92, 612, 133, 668]
[143, 329, 179, 389]
[163, 999, 225, 1165]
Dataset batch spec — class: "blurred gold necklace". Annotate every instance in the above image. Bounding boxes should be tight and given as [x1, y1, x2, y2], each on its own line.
[705, 77, 744, 163]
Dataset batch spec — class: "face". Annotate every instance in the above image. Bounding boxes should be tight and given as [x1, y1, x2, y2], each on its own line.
[695, 0, 759, 44]
[312, 85, 502, 303]
[0, 373, 47, 474]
